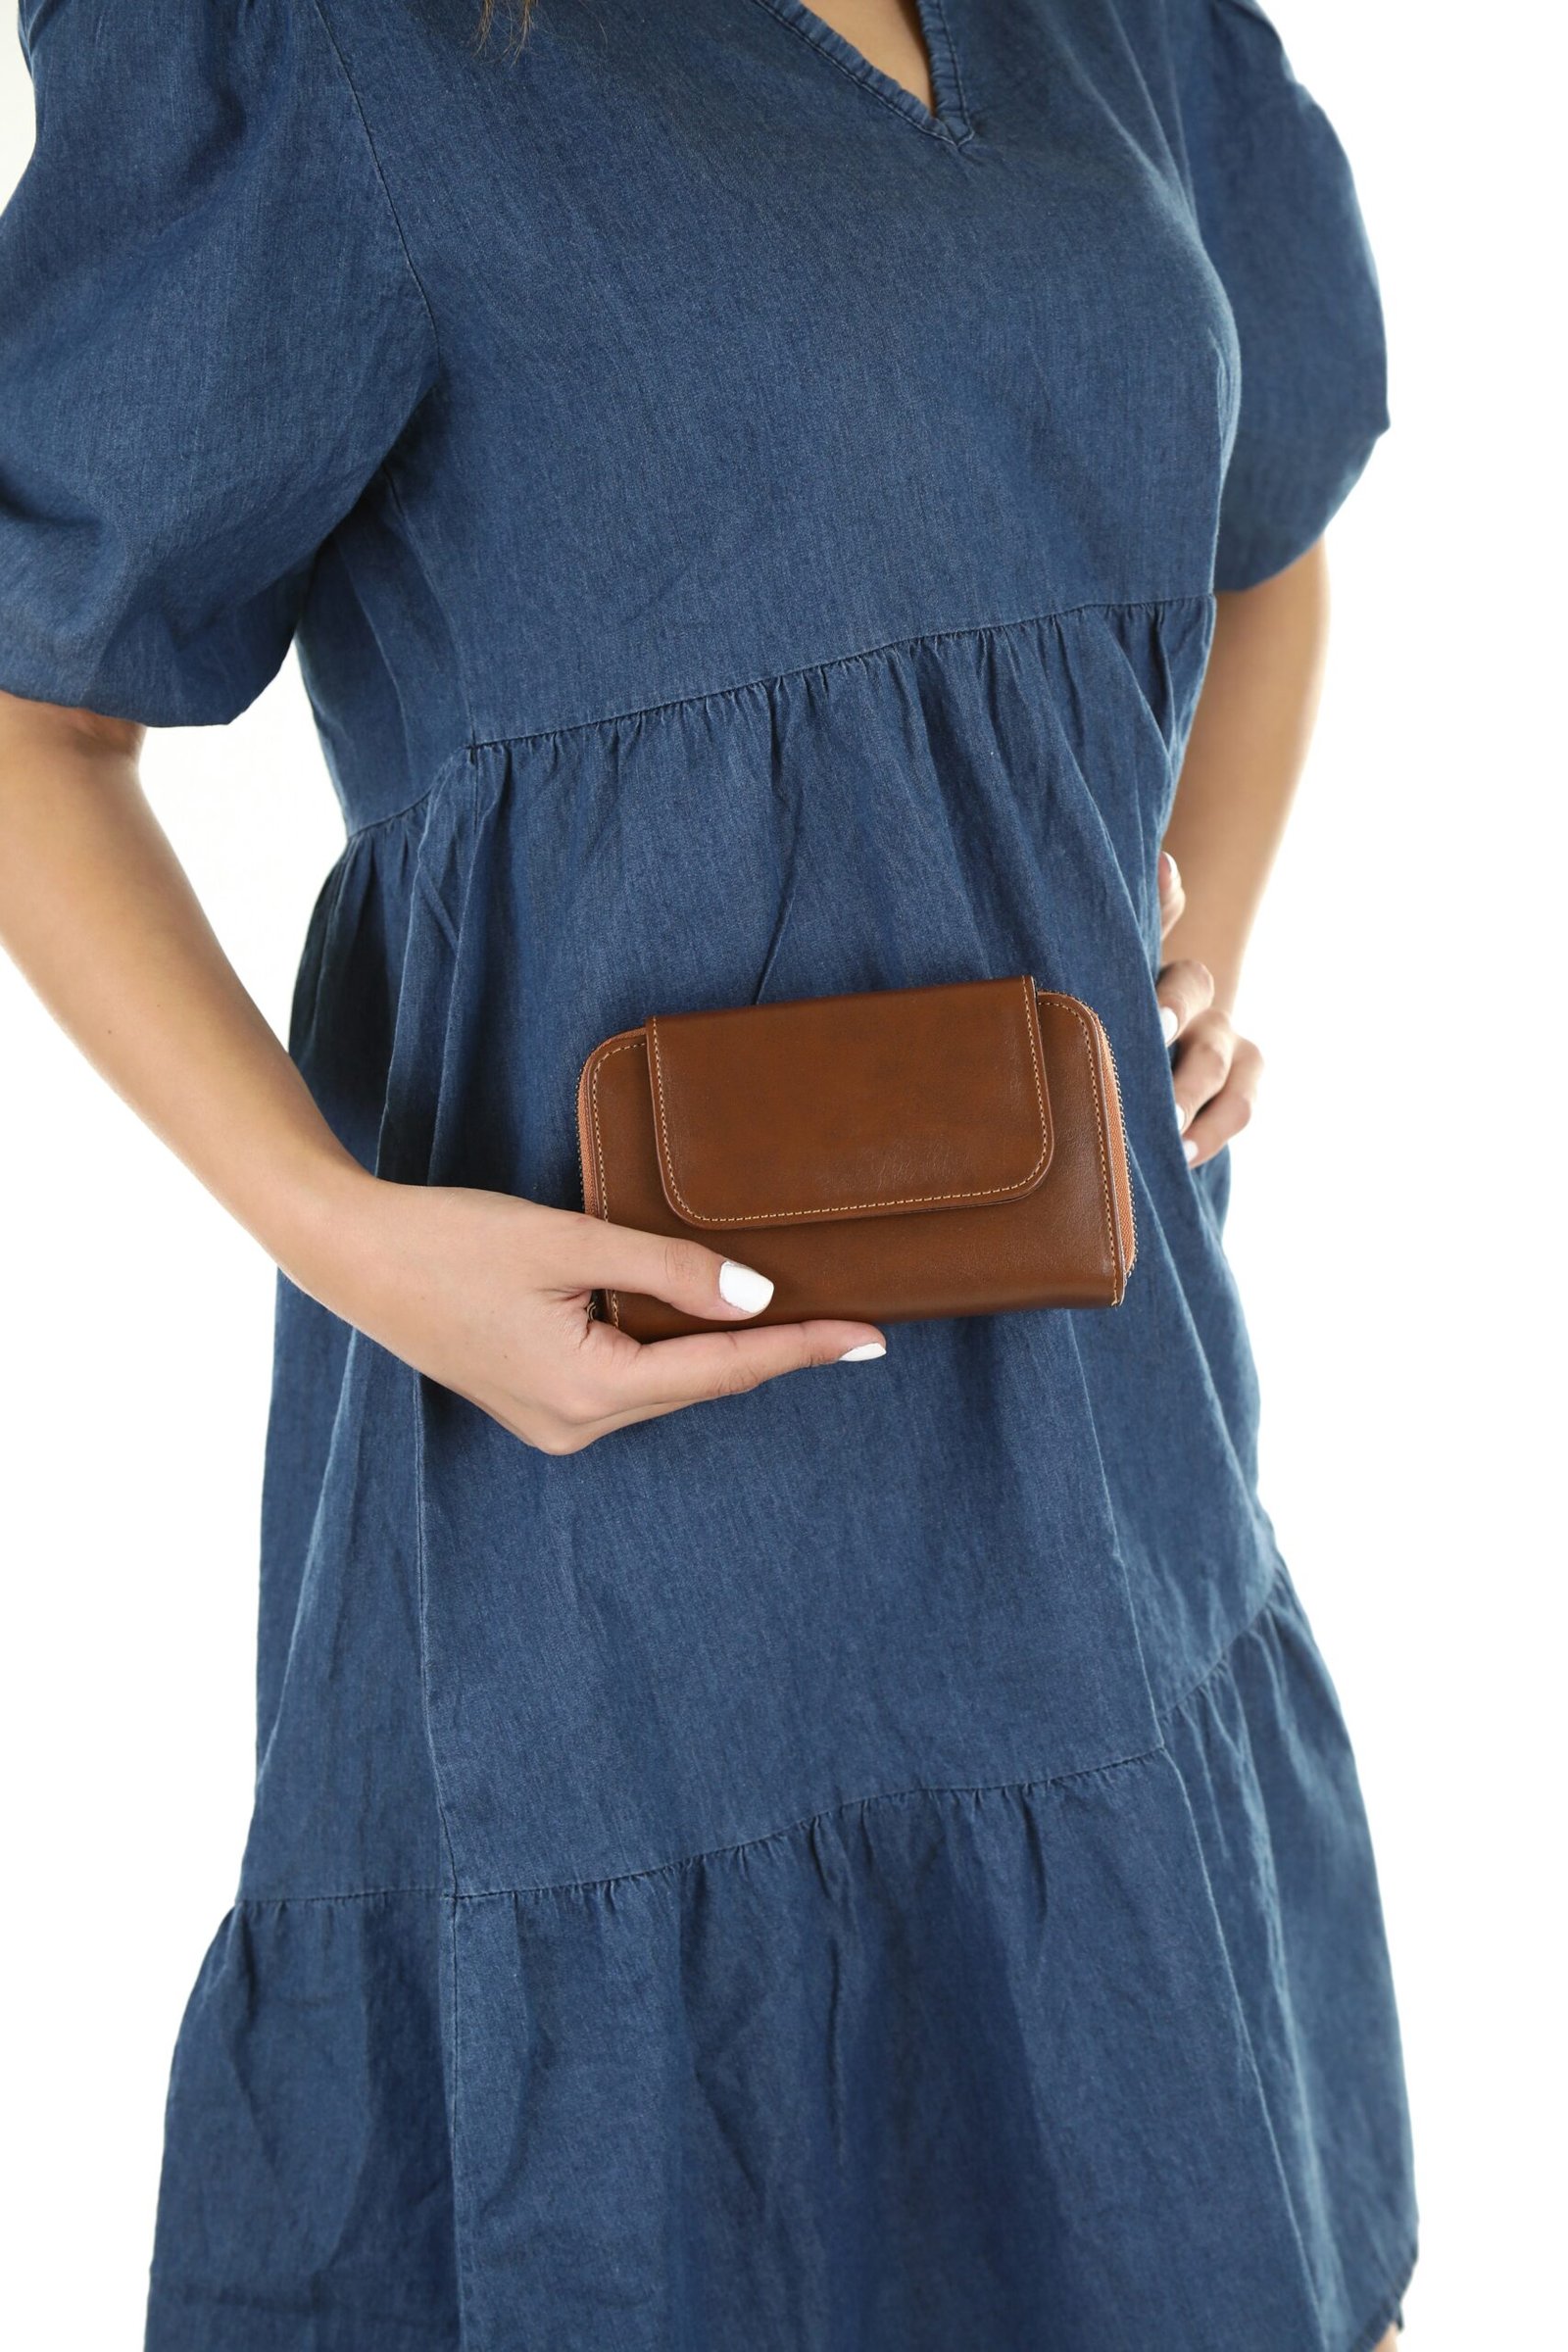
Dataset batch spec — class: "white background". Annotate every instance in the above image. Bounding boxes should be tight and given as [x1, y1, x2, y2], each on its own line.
[1, 4, 1562, 2343]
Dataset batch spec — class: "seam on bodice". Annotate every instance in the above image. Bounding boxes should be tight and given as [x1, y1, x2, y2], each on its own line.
[311, 0, 442, 377]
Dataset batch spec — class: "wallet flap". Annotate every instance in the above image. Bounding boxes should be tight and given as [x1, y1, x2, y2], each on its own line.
[644, 974, 1053, 1229]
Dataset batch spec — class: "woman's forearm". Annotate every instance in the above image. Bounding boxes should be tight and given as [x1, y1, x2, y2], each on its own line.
[0, 689, 881, 1449]
[0, 690, 365, 1279]
[1161, 538, 1331, 1011]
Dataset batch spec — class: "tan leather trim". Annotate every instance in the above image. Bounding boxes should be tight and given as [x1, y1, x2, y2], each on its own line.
[1036, 990, 1120, 1297]
[1061, 997, 1138, 1295]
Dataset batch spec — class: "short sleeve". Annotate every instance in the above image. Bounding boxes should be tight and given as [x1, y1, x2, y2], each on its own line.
[1180, 0, 1389, 591]
[0, 0, 438, 724]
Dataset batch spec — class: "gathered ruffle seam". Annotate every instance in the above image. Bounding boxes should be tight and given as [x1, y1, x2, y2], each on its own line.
[336, 591, 1213, 844]
[235, 1562, 1294, 1912]
[1153, 1556, 1293, 1730]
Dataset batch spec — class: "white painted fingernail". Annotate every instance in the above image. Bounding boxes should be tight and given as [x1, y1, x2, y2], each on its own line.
[838, 1342, 887, 1362]
[1159, 1004, 1179, 1046]
[1183, 1139, 1200, 1164]
[718, 1260, 774, 1313]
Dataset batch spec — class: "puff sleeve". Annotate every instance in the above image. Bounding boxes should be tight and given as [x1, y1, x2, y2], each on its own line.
[1182, 0, 1389, 590]
[0, 0, 437, 724]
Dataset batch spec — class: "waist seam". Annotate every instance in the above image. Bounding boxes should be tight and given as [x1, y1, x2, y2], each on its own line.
[339, 589, 1213, 840]
[464, 591, 1211, 758]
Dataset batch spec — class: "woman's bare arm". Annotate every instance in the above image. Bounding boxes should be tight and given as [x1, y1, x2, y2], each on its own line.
[1154, 538, 1331, 1164]
[0, 695, 365, 1257]
[0, 691, 884, 1449]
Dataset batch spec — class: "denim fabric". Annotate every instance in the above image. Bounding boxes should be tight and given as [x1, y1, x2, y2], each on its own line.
[0, 3, 1414, 2346]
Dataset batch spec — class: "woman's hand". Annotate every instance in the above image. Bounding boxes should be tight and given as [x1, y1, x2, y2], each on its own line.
[1155, 850, 1264, 1171]
[0, 692, 882, 1459]
[296, 1171, 887, 1456]
[1152, 545, 1331, 1172]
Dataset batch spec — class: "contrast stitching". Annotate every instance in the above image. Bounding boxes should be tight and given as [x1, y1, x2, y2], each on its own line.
[462, 595, 1211, 760]
[1082, 1001, 1136, 1296]
[1098, 1012, 1139, 1282]
[1039, 991, 1119, 1288]
[589, 1037, 646, 1330]
[645, 975, 1050, 1224]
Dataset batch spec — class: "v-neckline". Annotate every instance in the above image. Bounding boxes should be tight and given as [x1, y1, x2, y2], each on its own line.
[748, 0, 973, 148]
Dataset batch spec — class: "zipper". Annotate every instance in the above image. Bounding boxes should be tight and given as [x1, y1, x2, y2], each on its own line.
[1096, 1014, 1138, 1283]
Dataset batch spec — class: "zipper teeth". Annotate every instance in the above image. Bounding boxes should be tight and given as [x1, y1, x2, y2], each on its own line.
[1100, 1023, 1137, 1276]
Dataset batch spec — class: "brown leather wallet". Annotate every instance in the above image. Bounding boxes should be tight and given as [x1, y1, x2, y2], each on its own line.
[575, 974, 1137, 1340]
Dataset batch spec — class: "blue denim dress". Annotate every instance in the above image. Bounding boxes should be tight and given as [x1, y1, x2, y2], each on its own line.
[1, 3, 1417, 2345]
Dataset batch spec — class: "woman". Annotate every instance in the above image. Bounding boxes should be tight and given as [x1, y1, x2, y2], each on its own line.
[0, 0, 1415, 2344]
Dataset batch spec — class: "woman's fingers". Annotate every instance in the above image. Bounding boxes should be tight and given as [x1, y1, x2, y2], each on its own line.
[1155, 962, 1264, 1167]
[1157, 849, 1186, 940]
[1180, 1037, 1263, 1168]
[325, 1190, 888, 1460]
[516, 1313, 886, 1452]
[1170, 1005, 1235, 1135]
[545, 1211, 789, 1323]
[591, 1316, 886, 1417]
[509, 1210, 886, 1450]
[1155, 956, 1213, 1047]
